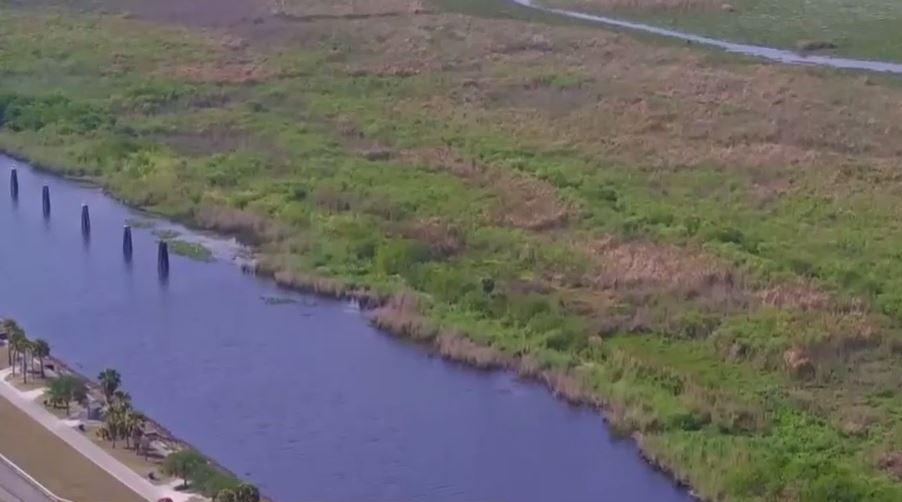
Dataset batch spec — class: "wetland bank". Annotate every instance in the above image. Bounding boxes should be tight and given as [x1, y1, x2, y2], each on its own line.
[4, 0, 902, 500]
[0, 156, 692, 501]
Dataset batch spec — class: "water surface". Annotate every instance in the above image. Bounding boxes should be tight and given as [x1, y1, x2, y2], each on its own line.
[0, 155, 692, 502]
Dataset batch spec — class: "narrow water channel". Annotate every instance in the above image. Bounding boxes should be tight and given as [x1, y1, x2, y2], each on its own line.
[0, 154, 693, 502]
[511, 0, 902, 74]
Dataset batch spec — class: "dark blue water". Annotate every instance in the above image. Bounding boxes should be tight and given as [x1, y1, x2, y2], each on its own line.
[512, 0, 902, 74]
[0, 155, 693, 502]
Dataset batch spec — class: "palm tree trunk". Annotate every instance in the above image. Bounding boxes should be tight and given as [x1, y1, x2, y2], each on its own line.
[21, 353, 27, 384]
[39, 357, 44, 379]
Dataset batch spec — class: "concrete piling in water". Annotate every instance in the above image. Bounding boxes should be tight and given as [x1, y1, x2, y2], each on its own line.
[9, 169, 18, 200]
[41, 185, 50, 217]
[122, 225, 133, 261]
[157, 240, 170, 277]
[81, 204, 91, 235]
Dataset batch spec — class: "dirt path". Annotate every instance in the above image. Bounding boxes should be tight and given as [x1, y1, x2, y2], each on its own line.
[511, 0, 902, 73]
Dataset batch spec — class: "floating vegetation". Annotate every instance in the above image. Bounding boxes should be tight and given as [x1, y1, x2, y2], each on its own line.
[125, 217, 155, 229]
[152, 228, 181, 240]
[167, 239, 214, 262]
[261, 295, 298, 305]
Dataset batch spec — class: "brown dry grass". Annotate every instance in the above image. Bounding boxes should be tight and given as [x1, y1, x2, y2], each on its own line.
[271, 0, 427, 18]
[397, 218, 465, 256]
[489, 170, 572, 230]
[164, 62, 272, 83]
[397, 148, 483, 178]
[587, 237, 743, 306]
[119, 0, 902, 180]
[194, 204, 281, 243]
[370, 292, 603, 403]
[0, 398, 144, 502]
[326, 12, 902, 175]
[88, 0, 902, 372]
[397, 147, 572, 230]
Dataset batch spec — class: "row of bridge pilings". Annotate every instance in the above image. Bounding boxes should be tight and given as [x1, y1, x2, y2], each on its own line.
[9, 168, 170, 277]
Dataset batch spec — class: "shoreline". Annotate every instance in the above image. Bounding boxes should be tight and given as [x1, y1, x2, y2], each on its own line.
[42, 354, 247, 498]
[0, 364, 160, 502]
[1, 150, 697, 499]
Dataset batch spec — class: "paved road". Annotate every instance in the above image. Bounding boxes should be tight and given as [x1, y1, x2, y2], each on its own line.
[0, 455, 54, 502]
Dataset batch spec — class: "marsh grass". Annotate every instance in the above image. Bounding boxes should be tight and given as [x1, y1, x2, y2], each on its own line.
[167, 240, 215, 262]
[5, 1, 902, 499]
[537, 0, 902, 61]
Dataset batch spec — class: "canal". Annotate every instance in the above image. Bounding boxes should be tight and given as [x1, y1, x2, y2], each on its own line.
[0, 154, 692, 502]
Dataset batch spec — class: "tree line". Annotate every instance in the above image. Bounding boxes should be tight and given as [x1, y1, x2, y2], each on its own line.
[2, 319, 50, 383]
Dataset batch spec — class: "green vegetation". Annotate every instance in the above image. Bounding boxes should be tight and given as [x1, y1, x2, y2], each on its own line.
[32, 339, 50, 379]
[46, 376, 88, 415]
[4, 0, 902, 500]
[163, 449, 246, 497]
[97, 368, 122, 404]
[162, 450, 206, 489]
[215, 483, 261, 502]
[3, 320, 52, 385]
[537, 0, 902, 61]
[167, 239, 214, 262]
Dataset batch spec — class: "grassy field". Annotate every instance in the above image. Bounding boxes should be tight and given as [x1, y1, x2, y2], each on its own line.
[0, 397, 144, 502]
[4, 0, 902, 500]
[537, 0, 902, 61]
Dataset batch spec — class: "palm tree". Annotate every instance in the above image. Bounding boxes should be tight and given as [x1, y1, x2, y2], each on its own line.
[97, 368, 121, 404]
[112, 390, 132, 407]
[15, 338, 31, 383]
[235, 483, 260, 502]
[128, 411, 146, 452]
[121, 411, 136, 449]
[102, 389, 140, 449]
[131, 410, 147, 454]
[119, 409, 145, 450]
[32, 339, 50, 379]
[104, 409, 123, 448]
[7, 330, 25, 376]
[1, 319, 24, 368]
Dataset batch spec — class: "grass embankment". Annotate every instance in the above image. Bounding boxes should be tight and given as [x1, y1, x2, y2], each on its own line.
[535, 0, 902, 61]
[0, 398, 145, 502]
[4, 0, 902, 499]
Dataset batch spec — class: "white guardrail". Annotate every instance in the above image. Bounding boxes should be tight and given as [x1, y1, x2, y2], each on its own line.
[0, 451, 76, 502]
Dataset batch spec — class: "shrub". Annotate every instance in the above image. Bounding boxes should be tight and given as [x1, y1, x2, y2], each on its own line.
[162, 449, 205, 489]
[375, 239, 430, 276]
[0, 92, 112, 133]
[190, 463, 241, 497]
